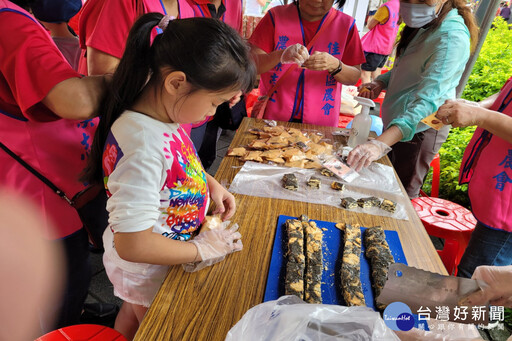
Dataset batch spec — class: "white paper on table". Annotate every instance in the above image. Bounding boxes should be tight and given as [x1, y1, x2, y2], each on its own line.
[228, 161, 410, 220]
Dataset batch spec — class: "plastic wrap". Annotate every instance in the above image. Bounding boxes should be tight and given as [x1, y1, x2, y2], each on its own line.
[228, 161, 409, 220]
[225, 295, 400, 340]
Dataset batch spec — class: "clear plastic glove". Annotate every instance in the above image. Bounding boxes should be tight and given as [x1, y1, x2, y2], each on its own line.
[459, 265, 512, 307]
[280, 43, 309, 65]
[346, 139, 391, 172]
[183, 224, 243, 272]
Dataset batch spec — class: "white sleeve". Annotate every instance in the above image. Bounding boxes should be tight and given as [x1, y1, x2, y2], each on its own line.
[106, 150, 166, 233]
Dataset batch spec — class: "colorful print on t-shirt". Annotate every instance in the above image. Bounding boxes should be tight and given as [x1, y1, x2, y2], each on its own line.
[162, 128, 208, 237]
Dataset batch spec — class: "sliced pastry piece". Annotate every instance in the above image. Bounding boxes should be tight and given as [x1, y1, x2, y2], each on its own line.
[364, 226, 395, 310]
[307, 176, 321, 189]
[380, 199, 397, 213]
[282, 173, 299, 191]
[340, 197, 358, 209]
[304, 220, 323, 304]
[337, 223, 366, 306]
[284, 219, 305, 299]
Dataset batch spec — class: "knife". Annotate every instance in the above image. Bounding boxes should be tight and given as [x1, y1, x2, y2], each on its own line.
[377, 263, 489, 324]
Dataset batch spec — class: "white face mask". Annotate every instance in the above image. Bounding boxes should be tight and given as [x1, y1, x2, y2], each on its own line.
[400, 2, 440, 28]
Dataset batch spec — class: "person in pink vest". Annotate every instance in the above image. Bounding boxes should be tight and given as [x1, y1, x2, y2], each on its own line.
[78, 0, 195, 76]
[248, 0, 366, 127]
[0, 0, 110, 332]
[360, 0, 400, 84]
[435, 79, 512, 279]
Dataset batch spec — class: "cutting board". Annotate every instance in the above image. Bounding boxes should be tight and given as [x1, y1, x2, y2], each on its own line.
[263, 215, 407, 309]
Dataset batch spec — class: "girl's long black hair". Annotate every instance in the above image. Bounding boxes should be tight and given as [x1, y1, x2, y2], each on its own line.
[83, 14, 256, 184]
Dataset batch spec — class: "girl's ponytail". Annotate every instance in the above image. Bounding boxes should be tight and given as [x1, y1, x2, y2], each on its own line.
[82, 13, 163, 184]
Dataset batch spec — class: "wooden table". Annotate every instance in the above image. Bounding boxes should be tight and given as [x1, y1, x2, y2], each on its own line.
[135, 118, 446, 341]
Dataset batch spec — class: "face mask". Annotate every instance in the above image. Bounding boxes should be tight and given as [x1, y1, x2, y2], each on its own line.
[400, 2, 439, 28]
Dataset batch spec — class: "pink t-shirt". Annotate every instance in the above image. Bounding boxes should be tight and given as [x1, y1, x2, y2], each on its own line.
[0, 2, 94, 239]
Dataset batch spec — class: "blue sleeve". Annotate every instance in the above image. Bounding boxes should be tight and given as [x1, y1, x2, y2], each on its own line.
[389, 29, 470, 141]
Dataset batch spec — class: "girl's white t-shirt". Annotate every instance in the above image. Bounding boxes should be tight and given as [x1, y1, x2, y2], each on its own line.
[103, 111, 210, 241]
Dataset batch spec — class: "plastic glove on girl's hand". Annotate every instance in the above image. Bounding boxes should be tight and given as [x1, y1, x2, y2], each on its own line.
[346, 139, 391, 172]
[459, 265, 512, 307]
[357, 81, 384, 100]
[280, 43, 309, 65]
[183, 224, 243, 272]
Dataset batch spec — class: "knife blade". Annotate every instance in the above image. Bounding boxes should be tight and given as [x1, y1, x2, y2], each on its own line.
[377, 263, 489, 324]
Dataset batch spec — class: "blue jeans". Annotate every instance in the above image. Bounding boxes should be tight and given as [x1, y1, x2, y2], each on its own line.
[457, 222, 512, 278]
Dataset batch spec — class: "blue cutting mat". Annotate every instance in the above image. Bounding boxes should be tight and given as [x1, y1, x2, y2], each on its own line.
[263, 215, 408, 309]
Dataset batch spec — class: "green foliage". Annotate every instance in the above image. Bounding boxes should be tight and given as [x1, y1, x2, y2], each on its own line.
[506, 308, 512, 331]
[422, 127, 475, 208]
[462, 17, 512, 102]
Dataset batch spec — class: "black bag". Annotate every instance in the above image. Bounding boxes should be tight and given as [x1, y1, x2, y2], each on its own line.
[72, 184, 109, 250]
[213, 96, 247, 130]
[0, 141, 109, 250]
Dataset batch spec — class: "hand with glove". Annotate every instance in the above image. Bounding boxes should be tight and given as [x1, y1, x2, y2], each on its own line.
[346, 139, 391, 172]
[183, 224, 243, 272]
[280, 43, 309, 66]
[459, 265, 512, 307]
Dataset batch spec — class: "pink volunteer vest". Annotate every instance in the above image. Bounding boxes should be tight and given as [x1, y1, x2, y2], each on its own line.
[260, 5, 355, 127]
[459, 78, 512, 232]
[361, 0, 400, 56]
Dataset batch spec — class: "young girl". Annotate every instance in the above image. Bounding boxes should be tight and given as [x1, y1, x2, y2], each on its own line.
[84, 14, 256, 339]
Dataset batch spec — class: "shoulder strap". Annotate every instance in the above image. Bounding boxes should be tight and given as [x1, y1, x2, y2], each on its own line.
[0, 141, 73, 205]
[262, 8, 337, 98]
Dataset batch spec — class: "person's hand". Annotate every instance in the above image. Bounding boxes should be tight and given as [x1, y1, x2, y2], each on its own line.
[280, 43, 309, 65]
[208, 177, 236, 220]
[229, 91, 242, 108]
[435, 99, 482, 128]
[357, 81, 384, 100]
[183, 225, 243, 272]
[459, 265, 512, 307]
[301, 51, 337, 72]
[346, 139, 391, 171]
